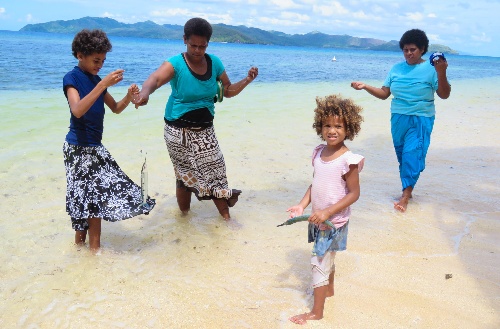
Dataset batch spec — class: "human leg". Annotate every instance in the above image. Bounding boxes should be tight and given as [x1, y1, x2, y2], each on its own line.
[75, 230, 87, 245]
[213, 198, 230, 220]
[289, 252, 336, 324]
[326, 270, 335, 297]
[176, 180, 192, 214]
[289, 285, 329, 325]
[88, 217, 102, 253]
[391, 115, 434, 212]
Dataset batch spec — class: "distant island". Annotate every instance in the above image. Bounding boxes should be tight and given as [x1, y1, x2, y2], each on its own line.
[20, 16, 459, 54]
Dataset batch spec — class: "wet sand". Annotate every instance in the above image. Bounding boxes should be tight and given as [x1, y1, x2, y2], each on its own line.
[0, 80, 498, 328]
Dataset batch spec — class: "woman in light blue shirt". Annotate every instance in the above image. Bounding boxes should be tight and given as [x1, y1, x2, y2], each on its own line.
[351, 29, 451, 212]
[134, 17, 258, 220]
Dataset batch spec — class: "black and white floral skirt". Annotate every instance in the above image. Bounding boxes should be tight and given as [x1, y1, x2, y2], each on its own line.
[63, 142, 155, 231]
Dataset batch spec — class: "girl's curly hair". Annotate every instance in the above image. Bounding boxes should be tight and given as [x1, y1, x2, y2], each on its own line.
[313, 94, 363, 141]
[72, 29, 112, 58]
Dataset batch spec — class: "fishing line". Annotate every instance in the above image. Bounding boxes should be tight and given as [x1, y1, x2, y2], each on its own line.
[135, 91, 149, 209]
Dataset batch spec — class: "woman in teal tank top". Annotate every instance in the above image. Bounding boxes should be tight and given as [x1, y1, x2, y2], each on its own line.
[134, 17, 258, 220]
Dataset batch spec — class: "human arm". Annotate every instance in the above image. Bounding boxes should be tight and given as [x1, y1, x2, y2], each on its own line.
[105, 84, 140, 114]
[66, 69, 125, 118]
[351, 81, 391, 100]
[219, 66, 258, 98]
[286, 184, 312, 218]
[134, 61, 175, 108]
[433, 59, 451, 99]
[308, 164, 361, 225]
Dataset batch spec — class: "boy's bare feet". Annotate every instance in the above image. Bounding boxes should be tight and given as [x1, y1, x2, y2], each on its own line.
[289, 312, 323, 325]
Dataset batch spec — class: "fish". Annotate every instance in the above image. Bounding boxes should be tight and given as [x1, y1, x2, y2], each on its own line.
[277, 214, 335, 228]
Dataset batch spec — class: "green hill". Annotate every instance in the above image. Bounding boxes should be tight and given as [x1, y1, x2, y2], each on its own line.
[20, 16, 459, 54]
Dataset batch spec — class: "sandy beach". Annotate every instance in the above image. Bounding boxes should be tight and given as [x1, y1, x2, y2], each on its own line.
[0, 79, 499, 328]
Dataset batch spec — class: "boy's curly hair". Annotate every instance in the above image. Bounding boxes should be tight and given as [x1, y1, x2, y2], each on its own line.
[72, 29, 112, 58]
[313, 94, 363, 141]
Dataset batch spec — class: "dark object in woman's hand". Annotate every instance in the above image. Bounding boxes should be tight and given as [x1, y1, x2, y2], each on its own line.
[430, 52, 446, 66]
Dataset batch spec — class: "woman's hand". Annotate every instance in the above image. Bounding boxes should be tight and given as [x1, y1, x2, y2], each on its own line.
[351, 81, 366, 90]
[247, 66, 259, 82]
[132, 90, 150, 108]
[433, 58, 448, 75]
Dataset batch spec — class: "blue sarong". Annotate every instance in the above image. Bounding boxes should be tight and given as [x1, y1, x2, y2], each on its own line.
[391, 114, 435, 190]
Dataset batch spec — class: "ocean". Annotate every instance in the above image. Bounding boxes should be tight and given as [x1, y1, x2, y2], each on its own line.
[0, 31, 499, 328]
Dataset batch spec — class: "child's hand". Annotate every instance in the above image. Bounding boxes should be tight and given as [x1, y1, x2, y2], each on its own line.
[128, 84, 140, 103]
[308, 210, 330, 225]
[102, 69, 125, 88]
[286, 205, 304, 218]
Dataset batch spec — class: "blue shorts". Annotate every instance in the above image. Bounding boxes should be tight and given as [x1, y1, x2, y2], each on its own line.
[391, 114, 435, 190]
[309, 222, 349, 258]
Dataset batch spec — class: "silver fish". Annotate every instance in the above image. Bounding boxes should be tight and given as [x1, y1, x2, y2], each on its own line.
[277, 214, 335, 228]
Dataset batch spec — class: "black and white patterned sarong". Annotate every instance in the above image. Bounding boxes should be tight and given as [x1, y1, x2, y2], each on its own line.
[63, 142, 156, 231]
[164, 124, 237, 201]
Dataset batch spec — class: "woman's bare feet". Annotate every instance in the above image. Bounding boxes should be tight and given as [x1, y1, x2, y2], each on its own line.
[213, 198, 231, 220]
[394, 186, 413, 212]
[289, 312, 323, 325]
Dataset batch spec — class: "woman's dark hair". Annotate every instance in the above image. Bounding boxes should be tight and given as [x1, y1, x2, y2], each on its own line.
[184, 17, 213, 41]
[399, 29, 429, 55]
[71, 29, 112, 58]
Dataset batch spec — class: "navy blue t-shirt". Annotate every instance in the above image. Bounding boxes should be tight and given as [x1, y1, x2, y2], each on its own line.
[63, 66, 108, 146]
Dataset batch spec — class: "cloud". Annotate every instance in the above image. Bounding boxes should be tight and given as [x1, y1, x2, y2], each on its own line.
[26, 14, 33, 22]
[151, 8, 193, 17]
[427, 33, 442, 43]
[281, 11, 310, 22]
[149, 8, 233, 25]
[471, 32, 491, 43]
[405, 12, 424, 22]
[269, 0, 301, 10]
[259, 16, 305, 27]
[313, 1, 349, 16]
[0, 7, 5, 15]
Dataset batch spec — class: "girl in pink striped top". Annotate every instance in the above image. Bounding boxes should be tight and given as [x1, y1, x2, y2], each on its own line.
[287, 94, 364, 325]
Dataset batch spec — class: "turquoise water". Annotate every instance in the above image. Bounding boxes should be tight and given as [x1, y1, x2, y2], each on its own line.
[1, 30, 500, 91]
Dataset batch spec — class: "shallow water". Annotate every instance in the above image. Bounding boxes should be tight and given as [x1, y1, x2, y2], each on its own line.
[0, 79, 499, 328]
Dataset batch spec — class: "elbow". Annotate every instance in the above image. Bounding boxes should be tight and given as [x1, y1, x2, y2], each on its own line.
[437, 91, 451, 99]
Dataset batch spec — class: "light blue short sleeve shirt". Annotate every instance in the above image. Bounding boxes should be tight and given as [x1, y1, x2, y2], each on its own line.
[165, 53, 225, 120]
[383, 61, 439, 117]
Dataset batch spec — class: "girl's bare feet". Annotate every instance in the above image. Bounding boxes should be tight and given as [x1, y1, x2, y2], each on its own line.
[289, 312, 323, 325]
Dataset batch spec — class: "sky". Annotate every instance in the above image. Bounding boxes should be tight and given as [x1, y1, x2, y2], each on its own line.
[0, 0, 499, 57]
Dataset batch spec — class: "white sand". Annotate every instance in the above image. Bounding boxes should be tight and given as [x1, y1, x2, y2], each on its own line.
[0, 79, 498, 328]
